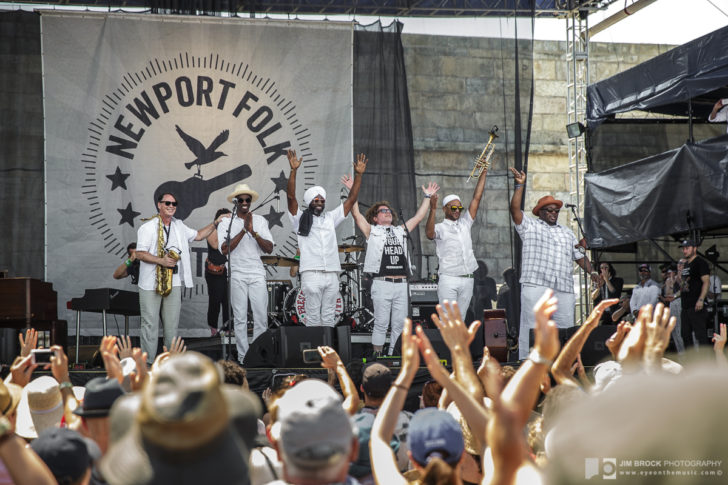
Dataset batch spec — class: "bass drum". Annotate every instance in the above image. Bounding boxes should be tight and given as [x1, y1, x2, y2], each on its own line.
[283, 286, 343, 325]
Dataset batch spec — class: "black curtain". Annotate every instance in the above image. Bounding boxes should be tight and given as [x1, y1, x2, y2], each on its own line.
[0, 11, 44, 279]
[353, 21, 421, 272]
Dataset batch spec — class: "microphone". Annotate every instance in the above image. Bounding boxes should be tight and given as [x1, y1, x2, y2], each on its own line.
[565, 203, 576, 209]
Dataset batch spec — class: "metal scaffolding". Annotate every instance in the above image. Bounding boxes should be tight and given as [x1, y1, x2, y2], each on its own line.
[566, 8, 590, 323]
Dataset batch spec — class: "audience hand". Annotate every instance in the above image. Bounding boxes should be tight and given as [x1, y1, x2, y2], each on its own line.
[129, 348, 148, 392]
[18, 328, 38, 358]
[606, 321, 631, 359]
[532, 289, 560, 362]
[9, 354, 38, 387]
[100, 336, 124, 384]
[116, 335, 133, 360]
[617, 305, 650, 368]
[713, 323, 727, 353]
[49, 345, 70, 384]
[163, 336, 186, 354]
[431, 300, 481, 351]
[318, 346, 342, 370]
[643, 302, 676, 368]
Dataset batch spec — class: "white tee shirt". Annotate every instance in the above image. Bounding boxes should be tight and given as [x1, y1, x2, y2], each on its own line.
[217, 214, 274, 277]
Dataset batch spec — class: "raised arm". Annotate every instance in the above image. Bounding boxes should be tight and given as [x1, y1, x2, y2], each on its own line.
[341, 175, 370, 238]
[286, 149, 301, 215]
[509, 168, 525, 226]
[342, 153, 368, 217]
[468, 166, 488, 220]
[551, 298, 618, 387]
[195, 213, 230, 241]
[425, 193, 439, 240]
[113, 252, 135, 280]
[405, 182, 440, 232]
[370, 321, 418, 485]
[318, 346, 360, 416]
[709, 99, 725, 121]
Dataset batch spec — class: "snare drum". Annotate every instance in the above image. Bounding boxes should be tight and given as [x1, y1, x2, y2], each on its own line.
[283, 286, 343, 325]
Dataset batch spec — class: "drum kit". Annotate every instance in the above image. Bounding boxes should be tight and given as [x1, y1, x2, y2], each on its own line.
[262, 244, 375, 331]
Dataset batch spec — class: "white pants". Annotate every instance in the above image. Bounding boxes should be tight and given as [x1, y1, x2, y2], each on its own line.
[139, 287, 181, 364]
[670, 297, 684, 353]
[519, 283, 575, 359]
[231, 273, 269, 363]
[437, 274, 474, 317]
[371, 279, 409, 354]
[301, 271, 340, 327]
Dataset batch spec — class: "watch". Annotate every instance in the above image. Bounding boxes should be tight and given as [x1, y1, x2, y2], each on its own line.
[528, 349, 553, 367]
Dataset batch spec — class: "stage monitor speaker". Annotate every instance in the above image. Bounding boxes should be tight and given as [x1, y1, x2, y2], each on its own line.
[243, 329, 280, 368]
[528, 327, 577, 354]
[580, 325, 616, 367]
[482, 309, 507, 362]
[410, 303, 438, 328]
[393, 328, 450, 364]
[279, 326, 335, 367]
[335, 325, 352, 365]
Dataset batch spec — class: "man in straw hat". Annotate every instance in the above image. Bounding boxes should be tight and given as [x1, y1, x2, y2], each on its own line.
[136, 192, 231, 363]
[425, 162, 488, 314]
[509, 168, 598, 359]
[285, 149, 368, 327]
[218, 183, 274, 364]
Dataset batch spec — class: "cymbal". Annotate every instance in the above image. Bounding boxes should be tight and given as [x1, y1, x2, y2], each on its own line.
[338, 244, 364, 253]
[261, 255, 298, 267]
[340, 263, 360, 271]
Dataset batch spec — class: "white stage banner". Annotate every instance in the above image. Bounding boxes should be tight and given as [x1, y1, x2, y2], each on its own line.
[41, 12, 353, 336]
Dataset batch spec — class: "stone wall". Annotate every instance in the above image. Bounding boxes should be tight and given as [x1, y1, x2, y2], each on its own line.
[402, 34, 680, 281]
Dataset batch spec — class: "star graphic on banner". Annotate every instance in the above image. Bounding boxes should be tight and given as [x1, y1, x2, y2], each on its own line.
[106, 166, 130, 191]
[117, 203, 140, 227]
[262, 205, 285, 229]
[270, 171, 288, 193]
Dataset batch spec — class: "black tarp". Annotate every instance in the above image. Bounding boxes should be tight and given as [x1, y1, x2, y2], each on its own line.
[584, 135, 728, 249]
[587, 24, 728, 122]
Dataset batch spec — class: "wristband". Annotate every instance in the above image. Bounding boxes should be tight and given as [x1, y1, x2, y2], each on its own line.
[125, 259, 133, 267]
[528, 349, 553, 367]
[59, 381, 73, 390]
[252, 232, 259, 239]
[515, 183, 524, 188]
[424, 194, 431, 198]
[392, 383, 409, 392]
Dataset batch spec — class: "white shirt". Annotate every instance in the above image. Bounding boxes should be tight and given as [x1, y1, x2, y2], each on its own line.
[137, 217, 197, 291]
[709, 106, 728, 133]
[630, 279, 660, 314]
[289, 204, 346, 272]
[217, 214, 273, 277]
[434, 210, 478, 276]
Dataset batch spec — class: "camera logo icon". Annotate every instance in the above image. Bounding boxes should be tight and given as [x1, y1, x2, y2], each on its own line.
[585, 458, 617, 479]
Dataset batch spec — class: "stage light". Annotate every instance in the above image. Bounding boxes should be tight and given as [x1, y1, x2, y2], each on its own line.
[566, 122, 586, 139]
[706, 244, 720, 263]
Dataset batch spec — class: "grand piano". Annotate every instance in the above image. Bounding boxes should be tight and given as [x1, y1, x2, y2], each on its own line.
[69, 288, 140, 363]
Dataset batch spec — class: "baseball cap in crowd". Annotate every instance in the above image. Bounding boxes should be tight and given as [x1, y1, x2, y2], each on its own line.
[361, 363, 392, 398]
[408, 408, 465, 467]
[637, 263, 651, 272]
[271, 379, 354, 471]
[15, 376, 64, 439]
[100, 352, 251, 485]
[680, 239, 698, 248]
[73, 377, 125, 418]
[30, 428, 96, 484]
[0, 380, 22, 418]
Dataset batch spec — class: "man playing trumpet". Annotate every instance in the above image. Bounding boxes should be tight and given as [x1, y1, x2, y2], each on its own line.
[135, 192, 229, 363]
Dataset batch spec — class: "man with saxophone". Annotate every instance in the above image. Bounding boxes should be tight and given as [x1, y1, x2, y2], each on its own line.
[135, 192, 229, 363]
[425, 160, 488, 316]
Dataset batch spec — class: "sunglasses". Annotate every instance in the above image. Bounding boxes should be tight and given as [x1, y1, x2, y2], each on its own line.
[639, 269, 650, 273]
[541, 208, 560, 214]
[161, 200, 178, 207]
[448, 205, 464, 211]
[378, 208, 392, 214]
[236, 197, 252, 203]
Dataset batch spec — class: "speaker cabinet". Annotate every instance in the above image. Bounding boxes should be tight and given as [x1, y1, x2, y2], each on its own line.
[393, 328, 451, 364]
[278, 326, 335, 367]
[242, 329, 279, 368]
[482, 309, 507, 362]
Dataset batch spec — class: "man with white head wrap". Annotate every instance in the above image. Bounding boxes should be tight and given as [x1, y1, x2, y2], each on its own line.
[425, 167, 488, 315]
[286, 150, 368, 326]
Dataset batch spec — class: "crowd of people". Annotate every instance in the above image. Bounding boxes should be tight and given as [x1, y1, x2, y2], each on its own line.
[2, 290, 728, 485]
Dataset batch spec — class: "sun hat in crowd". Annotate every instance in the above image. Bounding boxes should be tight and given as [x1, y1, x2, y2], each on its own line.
[73, 377, 125, 418]
[408, 408, 465, 467]
[0, 380, 22, 418]
[271, 379, 354, 471]
[361, 363, 392, 398]
[100, 352, 252, 485]
[15, 375, 64, 439]
[30, 428, 96, 485]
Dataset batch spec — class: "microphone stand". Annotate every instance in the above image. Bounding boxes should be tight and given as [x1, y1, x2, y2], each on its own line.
[223, 201, 238, 360]
[566, 204, 592, 318]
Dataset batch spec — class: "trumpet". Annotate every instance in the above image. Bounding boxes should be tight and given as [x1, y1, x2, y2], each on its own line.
[468, 125, 499, 182]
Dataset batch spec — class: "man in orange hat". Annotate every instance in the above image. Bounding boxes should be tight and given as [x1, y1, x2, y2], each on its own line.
[509, 168, 599, 359]
[218, 183, 274, 364]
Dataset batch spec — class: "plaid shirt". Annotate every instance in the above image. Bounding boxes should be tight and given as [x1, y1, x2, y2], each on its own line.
[515, 212, 583, 293]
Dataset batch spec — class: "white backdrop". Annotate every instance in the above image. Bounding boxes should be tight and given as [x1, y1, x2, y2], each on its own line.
[41, 11, 354, 336]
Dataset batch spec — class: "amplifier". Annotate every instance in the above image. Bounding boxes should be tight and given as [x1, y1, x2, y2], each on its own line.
[410, 283, 438, 303]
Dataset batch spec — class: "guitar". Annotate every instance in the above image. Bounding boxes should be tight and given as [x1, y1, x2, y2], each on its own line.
[154, 164, 252, 220]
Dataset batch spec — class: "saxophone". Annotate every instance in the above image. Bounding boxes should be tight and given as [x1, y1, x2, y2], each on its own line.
[151, 215, 180, 297]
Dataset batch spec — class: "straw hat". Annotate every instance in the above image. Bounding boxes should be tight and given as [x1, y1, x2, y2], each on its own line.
[15, 376, 64, 439]
[226, 183, 259, 203]
[0, 380, 22, 418]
